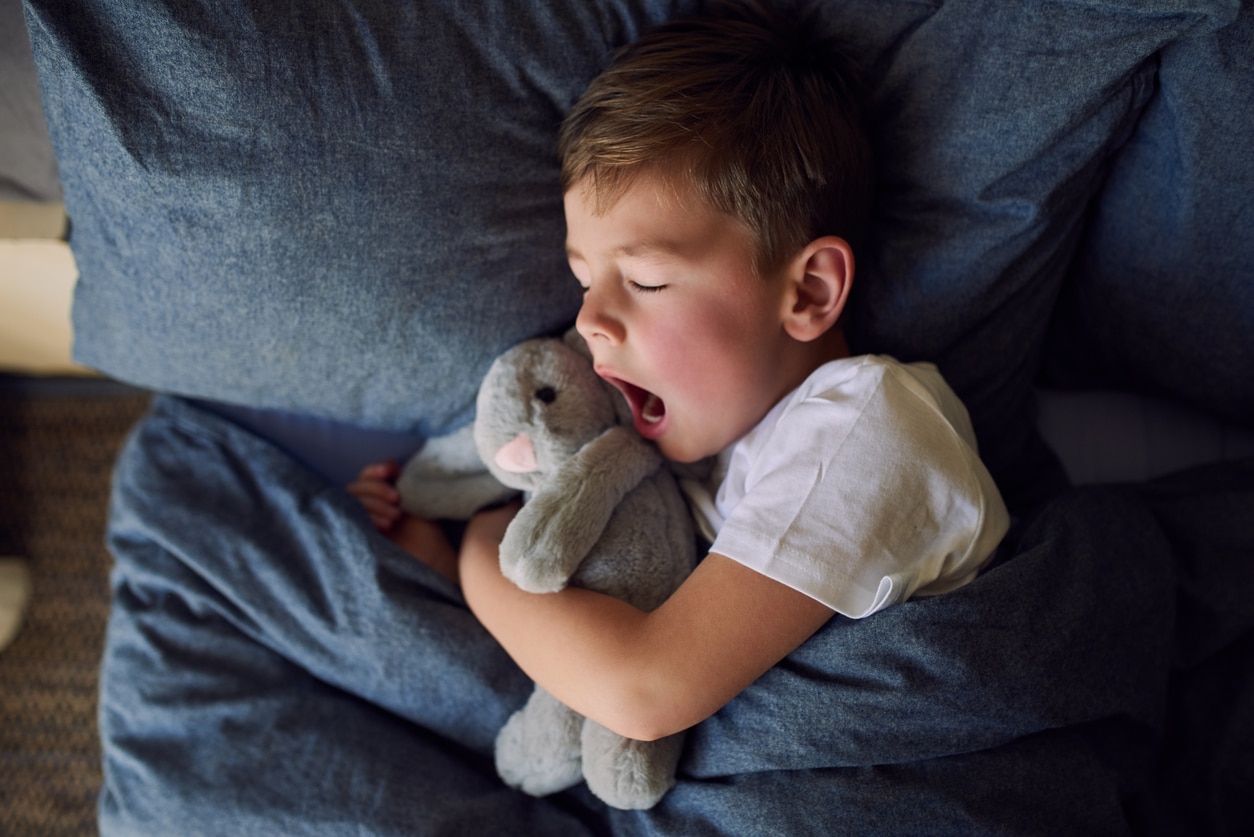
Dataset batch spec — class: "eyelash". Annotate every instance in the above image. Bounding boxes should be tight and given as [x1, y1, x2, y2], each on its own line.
[571, 275, 666, 294]
[628, 281, 666, 294]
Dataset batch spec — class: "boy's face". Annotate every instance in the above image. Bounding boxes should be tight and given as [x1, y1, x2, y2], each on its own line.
[565, 172, 805, 463]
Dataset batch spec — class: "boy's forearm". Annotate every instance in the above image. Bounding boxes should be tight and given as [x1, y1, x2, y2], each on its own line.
[459, 524, 673, 739]
[390, 516, 458, 583]
[459, 510, 836, 741]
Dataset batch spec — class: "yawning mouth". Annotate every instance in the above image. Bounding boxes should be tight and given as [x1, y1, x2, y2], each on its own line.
[602, 374, 667, 439]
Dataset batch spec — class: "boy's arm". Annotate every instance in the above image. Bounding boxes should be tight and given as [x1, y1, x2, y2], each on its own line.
[460, 503, 835, 742]
[348, 462, 458, 583]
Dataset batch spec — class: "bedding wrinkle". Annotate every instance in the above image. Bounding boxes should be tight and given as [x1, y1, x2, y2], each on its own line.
[685, 485, 1175, 783]
[109, 398, 529, 750]
[336, 0, 398, 101]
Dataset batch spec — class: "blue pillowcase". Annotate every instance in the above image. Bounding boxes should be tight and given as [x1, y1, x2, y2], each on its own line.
[27, 0, 690, 438]
[25, 0, 1247, 500]
[833, 0, 1240, 496]
[1043, 1, 1254, 422]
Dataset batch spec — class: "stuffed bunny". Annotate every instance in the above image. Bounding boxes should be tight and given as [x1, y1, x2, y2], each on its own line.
[403, 331, 696, 810]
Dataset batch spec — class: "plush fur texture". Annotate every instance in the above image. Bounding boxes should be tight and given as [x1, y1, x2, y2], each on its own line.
[405, 332, 696, 809]
[397, 422, 515, 521]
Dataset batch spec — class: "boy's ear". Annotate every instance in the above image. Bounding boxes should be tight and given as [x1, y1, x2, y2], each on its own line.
[781, 236, 854, 342]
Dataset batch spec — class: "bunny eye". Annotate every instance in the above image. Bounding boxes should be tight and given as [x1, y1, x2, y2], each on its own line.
[535, 386, 557, 404]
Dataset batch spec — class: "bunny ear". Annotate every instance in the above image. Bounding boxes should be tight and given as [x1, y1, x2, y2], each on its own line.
[494, 433, 539, 474]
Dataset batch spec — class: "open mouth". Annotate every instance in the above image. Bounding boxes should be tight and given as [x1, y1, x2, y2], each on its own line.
[601, 374, 667, 439]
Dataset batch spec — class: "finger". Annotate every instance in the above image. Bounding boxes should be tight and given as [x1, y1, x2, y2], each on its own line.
[348, 480, 401, 505]
[357, 460, 400, 482]
[358, 495, 402, 519]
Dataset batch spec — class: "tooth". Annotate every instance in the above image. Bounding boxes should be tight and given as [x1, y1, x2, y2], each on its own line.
[642, 394, 664, 423]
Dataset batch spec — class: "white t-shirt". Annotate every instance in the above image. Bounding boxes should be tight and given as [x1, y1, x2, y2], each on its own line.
[683, 355, 1009, 619]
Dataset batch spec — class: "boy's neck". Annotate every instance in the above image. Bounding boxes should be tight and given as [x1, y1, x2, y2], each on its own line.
[824, 326, 852, 363]
[774, 326, 852, 408]
[805, 325, 852, 373]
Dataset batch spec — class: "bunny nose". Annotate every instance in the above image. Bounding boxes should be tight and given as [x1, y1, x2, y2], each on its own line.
[495, 433, 539, 474]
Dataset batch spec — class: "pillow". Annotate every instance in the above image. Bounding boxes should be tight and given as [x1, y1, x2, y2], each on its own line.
[25, 0, 691, 438]
[26, 0, 1236, 503]
[1042, 1, 1253, 423]
[827, 0, 1238, 503]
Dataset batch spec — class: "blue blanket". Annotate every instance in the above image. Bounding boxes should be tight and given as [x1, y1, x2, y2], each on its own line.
[96, 397, 1254, 834]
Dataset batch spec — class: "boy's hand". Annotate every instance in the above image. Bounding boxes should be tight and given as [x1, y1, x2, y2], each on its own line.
[348, 461, 403, 531]
[348, 460, 459, 583]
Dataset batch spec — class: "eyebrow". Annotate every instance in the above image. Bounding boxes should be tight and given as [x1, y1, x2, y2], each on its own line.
[565, 239, 686, 262]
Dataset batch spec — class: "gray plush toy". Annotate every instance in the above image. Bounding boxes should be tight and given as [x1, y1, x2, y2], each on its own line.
[399, 332, 696, 810]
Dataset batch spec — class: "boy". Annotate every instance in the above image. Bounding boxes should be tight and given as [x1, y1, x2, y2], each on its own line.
[351, 0, 1008, 744]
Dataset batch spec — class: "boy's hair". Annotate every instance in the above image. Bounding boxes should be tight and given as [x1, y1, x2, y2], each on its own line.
[558, 0, 873, 275]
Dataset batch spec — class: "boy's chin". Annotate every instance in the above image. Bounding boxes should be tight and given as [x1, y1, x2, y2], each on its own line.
[656, 434, 713, 465]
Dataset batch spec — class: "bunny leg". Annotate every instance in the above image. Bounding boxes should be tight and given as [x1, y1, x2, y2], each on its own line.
[581, 720, 685, 810]
[495, 686, 584, 797]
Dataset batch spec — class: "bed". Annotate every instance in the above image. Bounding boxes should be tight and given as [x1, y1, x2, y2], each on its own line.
[17, 0, 1254, 833]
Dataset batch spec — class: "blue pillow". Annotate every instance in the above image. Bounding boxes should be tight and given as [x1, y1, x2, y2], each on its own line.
[26, 0, 690, 438]
[1042, 1, 1254, 423]
[830, 0, 1238, 499]
[26, 0, 1239, 501]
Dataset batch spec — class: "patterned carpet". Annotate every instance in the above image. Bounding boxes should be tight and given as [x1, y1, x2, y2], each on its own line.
[0, 381, 151, 837]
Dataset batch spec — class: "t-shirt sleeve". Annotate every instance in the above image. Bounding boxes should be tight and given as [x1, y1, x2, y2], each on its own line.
[709, 364, 1009, 618]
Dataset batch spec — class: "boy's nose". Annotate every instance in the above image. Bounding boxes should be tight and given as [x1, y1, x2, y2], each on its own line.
[575, 286, 625, 345]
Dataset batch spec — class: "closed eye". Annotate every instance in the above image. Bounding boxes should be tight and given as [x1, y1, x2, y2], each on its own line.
[628, 280, 667, 294]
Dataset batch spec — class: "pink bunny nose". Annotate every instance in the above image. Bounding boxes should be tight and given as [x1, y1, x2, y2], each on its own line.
[494, 433, 539, 474]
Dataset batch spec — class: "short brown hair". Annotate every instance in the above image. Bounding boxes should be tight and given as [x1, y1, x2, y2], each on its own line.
[559, 0, 873, 275]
